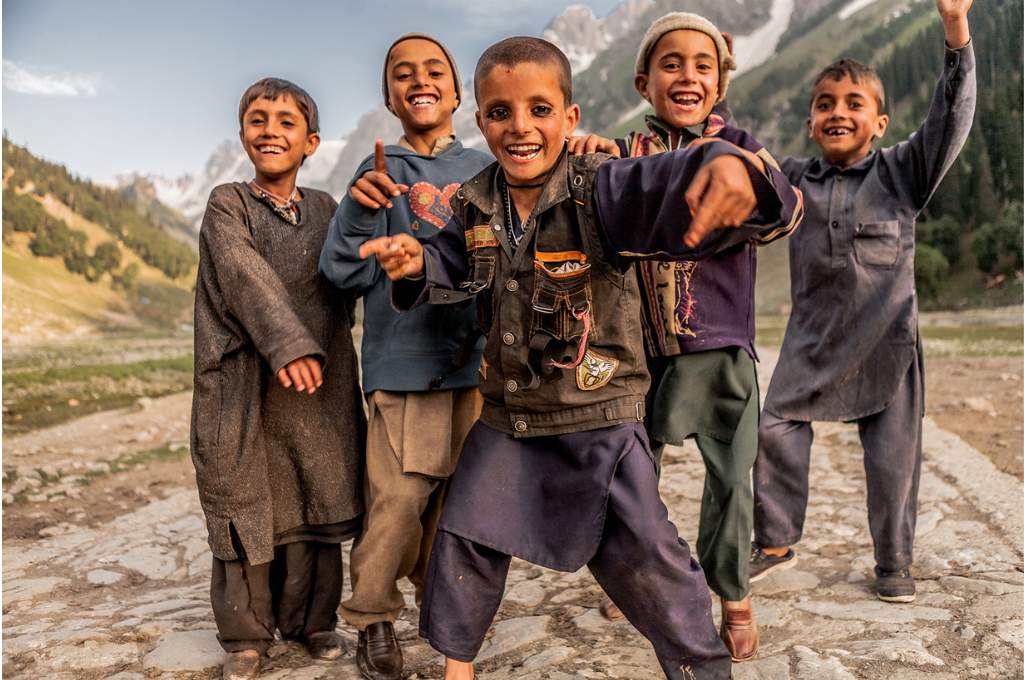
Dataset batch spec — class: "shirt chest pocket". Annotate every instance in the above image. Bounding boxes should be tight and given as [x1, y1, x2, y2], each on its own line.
[853, 221, 900, 268]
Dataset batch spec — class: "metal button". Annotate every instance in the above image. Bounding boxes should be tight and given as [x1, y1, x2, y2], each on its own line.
[502, 332, 515, 346]
[513, 420, 528, 432]
[831, 221, 839, 229]
[506, 280, 519, 292]
[836, 175, 844, 182]
[493, 223, 503, 232]
[505, 379, 519, 393]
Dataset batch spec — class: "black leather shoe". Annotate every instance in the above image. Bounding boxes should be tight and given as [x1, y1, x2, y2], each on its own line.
[357, 621, 403, 680]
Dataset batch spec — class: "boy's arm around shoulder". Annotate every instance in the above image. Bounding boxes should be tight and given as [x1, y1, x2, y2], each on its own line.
[590, 137, 803, 264]
[883, 39, 976, 211]
[318, 154, 388, 296]
[200, 185, 324, 373]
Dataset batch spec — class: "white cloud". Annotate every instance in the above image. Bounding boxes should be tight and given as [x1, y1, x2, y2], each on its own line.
[3, 60, 98, 97]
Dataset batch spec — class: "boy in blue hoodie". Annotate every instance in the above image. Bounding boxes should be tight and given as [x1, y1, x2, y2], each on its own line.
[319, 33, 491, 680]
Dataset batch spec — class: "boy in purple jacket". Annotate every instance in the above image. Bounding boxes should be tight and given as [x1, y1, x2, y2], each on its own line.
[576, 13, 802, 662]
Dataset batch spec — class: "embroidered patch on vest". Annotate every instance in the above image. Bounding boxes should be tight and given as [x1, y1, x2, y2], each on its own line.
[465, 224, 499, 250]
[409, 182, 459, 228]
[576, 348, 619, 391]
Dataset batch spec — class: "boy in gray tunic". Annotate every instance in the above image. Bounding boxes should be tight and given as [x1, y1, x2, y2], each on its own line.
[191, 78, 365, 680]
[751, 0, 976, 603]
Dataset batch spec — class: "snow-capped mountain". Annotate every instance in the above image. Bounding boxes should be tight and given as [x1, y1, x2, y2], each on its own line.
[543, 0, 653, 74]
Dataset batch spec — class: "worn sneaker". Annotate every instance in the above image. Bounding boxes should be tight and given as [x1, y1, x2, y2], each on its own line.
[749, 546, 798, 583]
[875, 567, 916, 603]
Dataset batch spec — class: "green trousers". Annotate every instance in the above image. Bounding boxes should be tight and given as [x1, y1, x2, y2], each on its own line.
[646, 347, 759, 602]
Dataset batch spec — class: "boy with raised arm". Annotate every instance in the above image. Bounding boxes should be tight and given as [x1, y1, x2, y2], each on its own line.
[751, 0, 976, 604]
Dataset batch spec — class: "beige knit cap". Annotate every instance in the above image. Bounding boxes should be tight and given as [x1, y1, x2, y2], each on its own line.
[381, 33, 463, 113]
[635, 12, 737, 102]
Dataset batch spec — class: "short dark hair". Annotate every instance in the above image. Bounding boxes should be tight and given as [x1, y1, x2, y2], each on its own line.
[474, 37, 573, 105]
[810, 58, 886, 112]
[238, 77, 320, 133]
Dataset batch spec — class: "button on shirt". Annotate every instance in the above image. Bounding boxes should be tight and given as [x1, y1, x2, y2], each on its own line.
[764, 43, 976, 422]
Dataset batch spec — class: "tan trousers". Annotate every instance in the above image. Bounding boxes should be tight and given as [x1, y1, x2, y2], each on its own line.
[340, 387, 481, 630]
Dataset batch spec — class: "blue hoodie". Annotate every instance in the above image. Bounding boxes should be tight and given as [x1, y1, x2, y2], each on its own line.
[320, 140, 492, 394]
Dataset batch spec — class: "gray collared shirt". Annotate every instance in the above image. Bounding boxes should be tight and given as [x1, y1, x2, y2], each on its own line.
[764, 42, 976, 422]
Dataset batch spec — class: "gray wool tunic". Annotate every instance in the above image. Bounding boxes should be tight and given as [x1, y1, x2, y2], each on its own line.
[191, 183, 365, 565]
[764, 43, 976, 422]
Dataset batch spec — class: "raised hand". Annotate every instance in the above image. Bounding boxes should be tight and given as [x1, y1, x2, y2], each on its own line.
[358, 233, 425, 280]
[683, 154, 757, 247]
[936, 0, 972, 47]
[936, 0, 972, 19]
[276, 355, 323, 394]
[568, 134, 621, 157]
[349, 139, 411, 210]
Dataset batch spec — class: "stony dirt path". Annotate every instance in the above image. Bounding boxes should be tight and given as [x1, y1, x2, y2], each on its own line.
[3, 353, 1023, 680]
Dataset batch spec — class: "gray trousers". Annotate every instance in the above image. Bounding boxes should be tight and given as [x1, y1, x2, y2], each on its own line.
[418, 435, 732, 679]
[753, 357, 923, 571]
[211, 541, 342, 653]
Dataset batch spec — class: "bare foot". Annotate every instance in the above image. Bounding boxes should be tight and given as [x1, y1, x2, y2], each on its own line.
[445, 657, 475, 680]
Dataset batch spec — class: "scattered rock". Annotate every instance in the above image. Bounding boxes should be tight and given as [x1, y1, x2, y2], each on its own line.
[142, 629, 222, 671]
[995, 619, 1024, 652]
[793, 646, 856, 680]
[845, 638, 945, 666]
[733, 654, 791, 680]
[794, 599, 952, 624]
[755, 569, 820, 595]
[46, 640, 140, 670]
[573, 607, 621, 634]
[86, 569, 124, 586]
[966, 592, 1024, 621]
[958, 624, 977, 640]
[477, 616, 551, 662]
[506, 579, 547, 608]
[522, 644, 576, 669]
[960, 397, 996, 416]
[116, 544, 179, 580]
[3, 576, 69, 604]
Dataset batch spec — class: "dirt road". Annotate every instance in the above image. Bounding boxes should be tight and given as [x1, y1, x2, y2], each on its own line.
[3, 349, 1022, 679]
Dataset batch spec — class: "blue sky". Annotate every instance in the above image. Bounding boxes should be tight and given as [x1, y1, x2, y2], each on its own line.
[3, 0, 619, 183]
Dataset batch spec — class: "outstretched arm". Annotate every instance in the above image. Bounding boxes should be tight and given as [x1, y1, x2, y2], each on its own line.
[592, 140, 801, 262]
[359, 214, 471, 310]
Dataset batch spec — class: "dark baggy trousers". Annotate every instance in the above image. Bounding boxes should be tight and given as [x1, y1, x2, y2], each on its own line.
[753, 356, 923, 571]
[418, 434, 733, 680]
[211, 540, 343, 653]
[647, 349, 759, 601]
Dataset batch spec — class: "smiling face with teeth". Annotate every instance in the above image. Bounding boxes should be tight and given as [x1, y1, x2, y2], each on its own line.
[808, 75, 889, 168]
[239, 95, 320, 191]
[635, 29, 720, 133]
[475, 60, 580, 196]
[386, 38, 458, 148]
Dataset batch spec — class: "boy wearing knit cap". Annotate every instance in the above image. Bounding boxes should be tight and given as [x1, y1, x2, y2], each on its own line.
[320, 33, 491, 680]
[580, 12, 802, 663]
